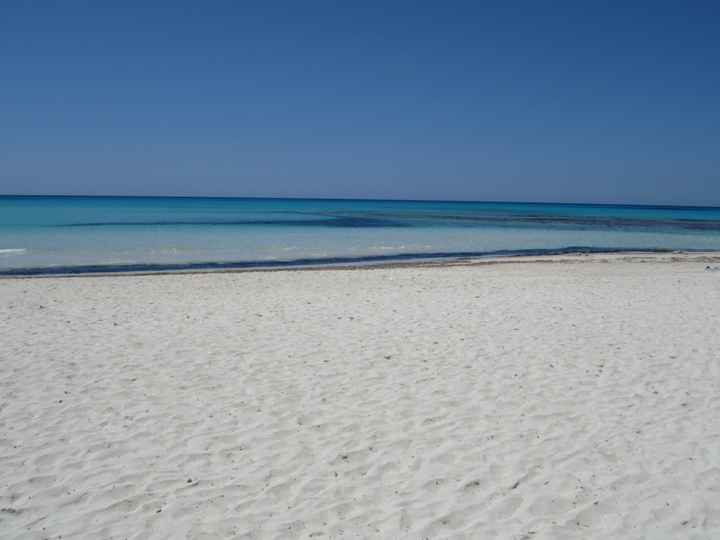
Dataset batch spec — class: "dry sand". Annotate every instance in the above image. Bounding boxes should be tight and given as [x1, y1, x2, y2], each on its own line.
[1, 255, 719, 539]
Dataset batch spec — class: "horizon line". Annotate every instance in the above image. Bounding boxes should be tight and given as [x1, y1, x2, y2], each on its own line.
[1, 193, 719, 211]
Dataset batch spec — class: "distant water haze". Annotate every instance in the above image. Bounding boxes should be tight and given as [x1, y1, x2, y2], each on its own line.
[1, 196, 720, 275]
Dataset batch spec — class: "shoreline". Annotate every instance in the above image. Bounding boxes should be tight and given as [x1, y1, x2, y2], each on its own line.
[3, 249, 720, 280]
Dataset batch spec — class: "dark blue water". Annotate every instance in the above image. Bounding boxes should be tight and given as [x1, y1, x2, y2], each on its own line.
[1, 196, 719, 274]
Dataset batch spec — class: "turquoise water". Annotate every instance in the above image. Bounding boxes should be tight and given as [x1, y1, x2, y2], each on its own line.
[2, 196, 720, 274]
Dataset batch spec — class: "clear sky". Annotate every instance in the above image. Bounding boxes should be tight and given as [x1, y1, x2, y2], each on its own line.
[2, 1, 719, 205]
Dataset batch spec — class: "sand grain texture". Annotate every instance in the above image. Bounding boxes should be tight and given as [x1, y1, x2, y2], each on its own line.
[1, 260, 719, 539]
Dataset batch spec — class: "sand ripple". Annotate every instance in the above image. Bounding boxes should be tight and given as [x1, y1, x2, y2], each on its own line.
[1, 260, 719, 538]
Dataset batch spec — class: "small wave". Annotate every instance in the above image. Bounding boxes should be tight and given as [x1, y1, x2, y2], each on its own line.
[0, 248, 27, 255]
[0, 246, 677, 276]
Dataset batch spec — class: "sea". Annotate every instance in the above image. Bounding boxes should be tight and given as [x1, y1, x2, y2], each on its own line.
[2, 195, 720, 275]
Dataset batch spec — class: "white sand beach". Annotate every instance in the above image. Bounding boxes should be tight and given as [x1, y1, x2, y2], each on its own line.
[1, 255, 720, 540]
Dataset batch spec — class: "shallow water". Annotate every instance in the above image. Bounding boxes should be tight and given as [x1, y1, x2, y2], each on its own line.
[2, 196, 720, 274]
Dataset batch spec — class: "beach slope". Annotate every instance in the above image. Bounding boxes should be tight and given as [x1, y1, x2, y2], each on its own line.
[1, 257, 719, 539]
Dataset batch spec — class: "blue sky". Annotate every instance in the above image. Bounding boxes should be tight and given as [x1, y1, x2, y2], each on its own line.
[1, 1, 719, 205]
